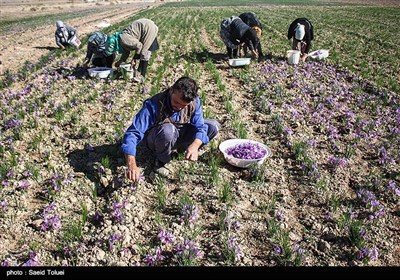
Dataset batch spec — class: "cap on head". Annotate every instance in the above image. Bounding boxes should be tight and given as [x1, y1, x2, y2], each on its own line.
[294, 23, 305, 40]
[56, 21, 64, 28]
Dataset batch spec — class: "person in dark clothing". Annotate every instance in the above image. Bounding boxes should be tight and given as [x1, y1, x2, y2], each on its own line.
[83, 31, 115, 68]
[54, 20, 78, 49]
[122, 77, 220, 181]
[239, 12, 264, 59]
[288, 18, 314, 60]
[220, 16, 260, 59]
[239, 12, 262, 30]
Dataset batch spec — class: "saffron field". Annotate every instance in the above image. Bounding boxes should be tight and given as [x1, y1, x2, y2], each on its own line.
[0, 0, 399, 266]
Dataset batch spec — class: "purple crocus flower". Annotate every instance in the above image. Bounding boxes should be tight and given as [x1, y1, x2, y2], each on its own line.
[387, 181, 400, 196]
[175, 240, 203, 261]
[84, 144, 95, 151]
[143, 246, 164, 266]
[226, 142, 267, 160]
[21, 252, 40, 266]
[158, 229, 175, 245]
[108, 234, 124, 251]
[142, 86, 150, 94]
[18, 181, 30, 190]
[276, 210, 283, 221]
[227, 237, 241, 260]
[180, 204, 199, 223]
[273, 245, 283, 255]
[22, 170, 32, 178]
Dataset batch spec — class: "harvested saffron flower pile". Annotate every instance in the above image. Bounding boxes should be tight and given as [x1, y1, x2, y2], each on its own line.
[226, 142, 267, 159]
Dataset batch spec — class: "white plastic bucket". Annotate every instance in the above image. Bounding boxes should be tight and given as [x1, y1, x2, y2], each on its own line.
[119, 64, 135, 80]
[286, 50, 300, 65]
[87, 67, 113, 79]
[68, 35, 81, 49]
[228, 58, 251, 67]
[308, 49, 330, 60]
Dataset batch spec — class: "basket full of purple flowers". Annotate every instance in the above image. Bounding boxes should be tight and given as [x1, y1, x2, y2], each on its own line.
[219, 139, 272, 168]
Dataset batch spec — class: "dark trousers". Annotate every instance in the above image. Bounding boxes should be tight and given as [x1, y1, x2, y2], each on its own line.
[145, 119, 221, 164]
[92, 54, 115, 68]
[292, 39, 307, 55]
[149, 37, 159, 52]
[227, 47, 238, 59]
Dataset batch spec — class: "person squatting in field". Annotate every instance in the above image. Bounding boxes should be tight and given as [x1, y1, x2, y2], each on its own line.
[238, 12, 264, 60]
[288, 18, 314, 61]
[220, 16, 260, 60]
[54, 20, 78, 49]
[122, 76, 221, 181]
[104, 18, 159, 83]
[83, 31, 115, 68]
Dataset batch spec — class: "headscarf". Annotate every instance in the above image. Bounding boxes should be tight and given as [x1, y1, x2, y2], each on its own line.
[295, 23, 305, 41]
[88, 32, 108, 55]
[88, 32, 107, 47]
[56, 21, 64, 28]
[55, 20, 70, 43]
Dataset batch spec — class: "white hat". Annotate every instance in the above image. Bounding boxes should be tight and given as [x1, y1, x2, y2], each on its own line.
[295, 23, 305, 40]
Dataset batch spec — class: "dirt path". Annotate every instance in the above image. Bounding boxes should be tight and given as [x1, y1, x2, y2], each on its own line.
[0, 2, 158, 77]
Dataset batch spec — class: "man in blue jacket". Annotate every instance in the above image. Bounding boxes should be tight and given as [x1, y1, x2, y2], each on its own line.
[122, 77, 220, 181]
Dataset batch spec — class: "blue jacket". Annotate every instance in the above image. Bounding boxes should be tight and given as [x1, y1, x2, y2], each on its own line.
[122, 89, 209, 156]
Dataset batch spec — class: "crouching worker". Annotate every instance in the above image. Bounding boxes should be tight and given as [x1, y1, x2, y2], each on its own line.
[288, 18, 314, 61]
[83, 32, 115, 68]
[55, 20, 79, 50]
[239, 12, 264, 59]
[122, 77, 221, 181]
[113, 18, 159, 83]
[220, 16, 260, 60]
